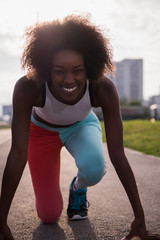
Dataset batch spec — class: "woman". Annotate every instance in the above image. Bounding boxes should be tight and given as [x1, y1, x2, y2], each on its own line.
[0, 15, 159, 240]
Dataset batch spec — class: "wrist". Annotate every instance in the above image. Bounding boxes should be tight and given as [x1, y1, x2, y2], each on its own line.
[135, 213, 145, 222]
[135, 210, 144, 218]
[134, 213, 145, 226]
[134, 203, 145, 219]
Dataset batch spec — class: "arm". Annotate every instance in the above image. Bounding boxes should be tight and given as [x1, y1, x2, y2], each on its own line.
[95, 77, 160, 240]
[0, 77, 39, 239]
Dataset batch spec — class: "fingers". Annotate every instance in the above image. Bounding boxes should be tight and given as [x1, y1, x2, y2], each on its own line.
[121, 237, 141, 240]
[121, 234, 160, 240]
[144, 234, 160, 240]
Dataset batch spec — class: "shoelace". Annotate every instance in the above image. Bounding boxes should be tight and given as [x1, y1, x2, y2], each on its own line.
[72, 191, 90, 210]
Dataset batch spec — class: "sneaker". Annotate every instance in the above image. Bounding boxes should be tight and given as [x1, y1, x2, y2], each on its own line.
[67, 177, 90, 220]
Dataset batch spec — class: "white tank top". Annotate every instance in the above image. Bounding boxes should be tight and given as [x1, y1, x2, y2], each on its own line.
[34, 80, 93, 125]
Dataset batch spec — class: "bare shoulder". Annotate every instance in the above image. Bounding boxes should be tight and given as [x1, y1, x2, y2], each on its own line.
[13, 75, 43, 107]
[92, 77, 119, 108]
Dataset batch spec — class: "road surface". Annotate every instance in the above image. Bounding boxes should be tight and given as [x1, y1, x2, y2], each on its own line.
[0, 129, 160, 240]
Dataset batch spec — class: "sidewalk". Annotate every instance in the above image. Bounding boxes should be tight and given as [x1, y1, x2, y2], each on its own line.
[0, 128, 11, 145]
[0, 129, 160, 239]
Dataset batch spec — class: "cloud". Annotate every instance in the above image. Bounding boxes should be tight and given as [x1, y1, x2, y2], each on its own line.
[0, 0, 160, 102]
[0, 31, 23, 55]
[0, 49, 21, 72]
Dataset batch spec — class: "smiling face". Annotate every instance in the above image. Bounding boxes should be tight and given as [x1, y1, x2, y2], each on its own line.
[51, 49, 87, 105]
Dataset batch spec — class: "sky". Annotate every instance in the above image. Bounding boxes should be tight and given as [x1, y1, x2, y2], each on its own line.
[0, 0, 160, 110]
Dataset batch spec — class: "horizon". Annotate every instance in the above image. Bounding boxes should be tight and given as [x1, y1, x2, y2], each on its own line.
[0, 0, 160, 106]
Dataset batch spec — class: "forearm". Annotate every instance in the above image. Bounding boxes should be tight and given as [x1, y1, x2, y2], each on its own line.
[0, 151, 27, 224]
[111, 154, 144, 220]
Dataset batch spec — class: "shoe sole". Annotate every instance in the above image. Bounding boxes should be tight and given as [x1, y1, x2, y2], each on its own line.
[68, 214, 88, 220]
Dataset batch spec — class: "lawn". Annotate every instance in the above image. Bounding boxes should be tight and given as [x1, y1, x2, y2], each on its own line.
[1, 120, 160, 157]
[101, 120, 160, 157]
[0, 125, 10, 129]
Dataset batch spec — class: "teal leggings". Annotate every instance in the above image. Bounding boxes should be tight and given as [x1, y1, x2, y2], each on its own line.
[28, 111, 106, 223]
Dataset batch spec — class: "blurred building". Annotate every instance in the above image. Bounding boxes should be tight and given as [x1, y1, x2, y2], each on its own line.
[2, 105, 13, 124]
[149, 94, 160, 105]
[110, 59, 143, 103]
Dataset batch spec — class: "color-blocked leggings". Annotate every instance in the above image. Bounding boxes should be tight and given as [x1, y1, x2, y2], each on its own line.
[28, 111, 106, 223]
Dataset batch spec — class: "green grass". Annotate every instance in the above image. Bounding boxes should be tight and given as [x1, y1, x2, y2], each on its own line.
[101, 120, 160, 157]
[1, 120, 160, 157]
[0, 125, 11, 129]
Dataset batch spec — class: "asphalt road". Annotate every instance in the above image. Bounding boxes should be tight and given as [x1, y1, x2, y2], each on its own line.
[0, 129, 160, 240]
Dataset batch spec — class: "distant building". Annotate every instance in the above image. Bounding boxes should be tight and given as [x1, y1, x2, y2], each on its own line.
[149, 94, 160, 105]
[3, 105, 13, 123]
[110, 59, 143, 103]
[3, 105, 13, 116]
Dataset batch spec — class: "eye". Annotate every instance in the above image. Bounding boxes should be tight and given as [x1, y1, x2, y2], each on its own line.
[54, 70, 64, 75]
[74, 69, 84, 74]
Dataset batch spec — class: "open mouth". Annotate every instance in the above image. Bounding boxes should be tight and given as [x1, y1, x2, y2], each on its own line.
[63, 87, 77, 92]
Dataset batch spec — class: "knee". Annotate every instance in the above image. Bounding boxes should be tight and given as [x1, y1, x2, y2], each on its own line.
[86, 162, 107, 186]
[38, 205, 63, 223]
[79, 154, 107, 186]
[36, 195, 63, 223]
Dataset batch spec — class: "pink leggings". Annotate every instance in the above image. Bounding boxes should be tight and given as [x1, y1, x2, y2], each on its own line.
[28, 121, 63, 223]
[28, 112, 106, 223]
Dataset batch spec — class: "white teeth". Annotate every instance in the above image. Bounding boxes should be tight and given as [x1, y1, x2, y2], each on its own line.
[64, 87, 76, 92]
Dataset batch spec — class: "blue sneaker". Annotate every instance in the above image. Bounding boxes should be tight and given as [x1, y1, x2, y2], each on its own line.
[67, 177, 90, 220]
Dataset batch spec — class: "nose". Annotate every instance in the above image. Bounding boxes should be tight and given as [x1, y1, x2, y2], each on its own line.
[64, 72, 75, 85]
